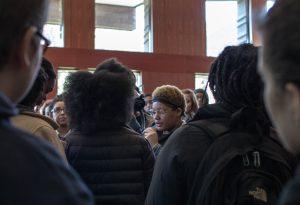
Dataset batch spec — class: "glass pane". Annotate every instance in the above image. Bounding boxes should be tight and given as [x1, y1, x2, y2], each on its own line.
[69, 68, 143, 91]
[43, 24, 64, 47]
[267, 0, 275, 11]
[57, 68, 78, 95]
[133, 70, 143, 92]
[195, 73, 215, 104]
[95, 1, 149, 52]
[43, 0, 64, 47]
[206, 1, 238, 57]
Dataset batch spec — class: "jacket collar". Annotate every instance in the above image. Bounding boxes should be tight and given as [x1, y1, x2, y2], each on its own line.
[192, 103, 234, 121]
[0, 92, 18, 120]
[17, 105, 59, 130]
[192, 103, 270, 137]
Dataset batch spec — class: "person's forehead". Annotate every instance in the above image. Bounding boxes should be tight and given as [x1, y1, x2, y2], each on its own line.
[153, 101, 171, 110]
[54, 101, 64, 107]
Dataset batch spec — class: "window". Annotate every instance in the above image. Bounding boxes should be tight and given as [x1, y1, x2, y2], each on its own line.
[195, 73, 215, 104]
[57, 68, 78, 95]
[43, 0, 64, 47]
[206, 0, 250, 57]
[95, 0, 151, 52]
[133, 70, 143, 92]
[266, 0, 275, 12]
[62, 68, 143, 93]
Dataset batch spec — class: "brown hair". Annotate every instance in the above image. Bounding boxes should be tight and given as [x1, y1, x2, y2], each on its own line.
[152, 85, 186, 116]
[182, 89, 198, 114]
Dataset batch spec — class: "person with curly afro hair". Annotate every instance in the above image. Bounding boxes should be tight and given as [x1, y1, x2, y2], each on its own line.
[64, 58, 155, 205]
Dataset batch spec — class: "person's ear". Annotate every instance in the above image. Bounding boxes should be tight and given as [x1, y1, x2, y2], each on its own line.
[285, 83, 300, 122]
[176, 108, 183, 117]
[17, 26, 39, 69]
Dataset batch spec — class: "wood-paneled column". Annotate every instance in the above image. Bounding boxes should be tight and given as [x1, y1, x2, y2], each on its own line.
[64, 0, 95, 49]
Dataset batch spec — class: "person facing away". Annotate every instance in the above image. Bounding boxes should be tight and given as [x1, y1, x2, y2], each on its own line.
[49, 95, 69, 140]
[259, 1, 300, 204]
[144, 85, 185, 156]
[10, 67, 65, 158]
[128, 87, 149, 134]
[145, 44, 296, 205]
[64, 58, 155, 205]
[182, 89, 198, 123]
[0, 0, 93, 204]
[38, 57, 57, 115]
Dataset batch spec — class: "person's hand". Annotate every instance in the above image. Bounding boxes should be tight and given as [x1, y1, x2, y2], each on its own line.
[144, 127, 158, 148]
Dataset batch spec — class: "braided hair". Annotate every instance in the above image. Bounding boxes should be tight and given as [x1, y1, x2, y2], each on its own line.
[208, 44, 270, 135]
[208, 44, 262, 109]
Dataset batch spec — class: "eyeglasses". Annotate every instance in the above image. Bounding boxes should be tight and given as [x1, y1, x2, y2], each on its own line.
[52, 107, 65, 114]
[36, 31, 51, 53]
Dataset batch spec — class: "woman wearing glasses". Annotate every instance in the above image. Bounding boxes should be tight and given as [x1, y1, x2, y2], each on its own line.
[144, 85, 185, 156]
[49, 95, 70, 140]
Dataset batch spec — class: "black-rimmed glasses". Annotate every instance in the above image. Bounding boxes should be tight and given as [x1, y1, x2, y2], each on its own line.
[36, 31, 51, 53]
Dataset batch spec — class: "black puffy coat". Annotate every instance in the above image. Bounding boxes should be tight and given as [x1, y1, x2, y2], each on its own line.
[66, 126, 155, 205]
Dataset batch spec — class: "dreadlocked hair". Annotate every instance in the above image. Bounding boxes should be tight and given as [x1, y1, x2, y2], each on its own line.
[208, 44, 271, 136]
[209, 44, 262, 109]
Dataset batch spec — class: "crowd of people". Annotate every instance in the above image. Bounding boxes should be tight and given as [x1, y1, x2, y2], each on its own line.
[1, 0, 300, 205]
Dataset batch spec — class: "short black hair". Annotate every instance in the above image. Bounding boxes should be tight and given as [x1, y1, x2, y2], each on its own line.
[144, 93, 152, 98]
[19, 67, 47, 107]
[0, 0, 49, 70]
[64, 59, 135, 134]
[262, 0, 300, 88]
[209, 44, 262, 109]
[194, 88, 209, 106]
[41, 57, 56, 93]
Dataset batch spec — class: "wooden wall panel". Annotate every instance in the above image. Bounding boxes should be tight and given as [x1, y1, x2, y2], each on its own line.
[45, 48, 214, 96]
[152, 0, 206, 56]
[251, 0, 267, 46]
[64, 0, 94, 49]
[142, 72, 195, 94]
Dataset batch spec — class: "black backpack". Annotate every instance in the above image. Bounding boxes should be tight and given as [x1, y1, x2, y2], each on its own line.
[187, 118, 295, 205]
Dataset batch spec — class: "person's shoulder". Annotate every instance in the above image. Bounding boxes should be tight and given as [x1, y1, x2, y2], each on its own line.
[0, 124, 62, 163]
[12, 113, 53, 131]
[118, 126, 153, 148]
[121, 126, 143, 138]
[159, 121, 214, 160]
[168, 122, 210, 143]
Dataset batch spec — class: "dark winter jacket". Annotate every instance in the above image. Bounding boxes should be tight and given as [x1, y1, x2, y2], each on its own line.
[0, 92, 93, 205]
[278, 166, 300, 205]
[145, 103, 295, 205]
[152, 130, 173, 156]
[65, 126, 155, 205]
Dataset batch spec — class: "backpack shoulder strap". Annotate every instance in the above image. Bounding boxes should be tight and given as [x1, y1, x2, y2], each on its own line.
[188, 119, 255, 205]
[188, 118, 230, 141]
